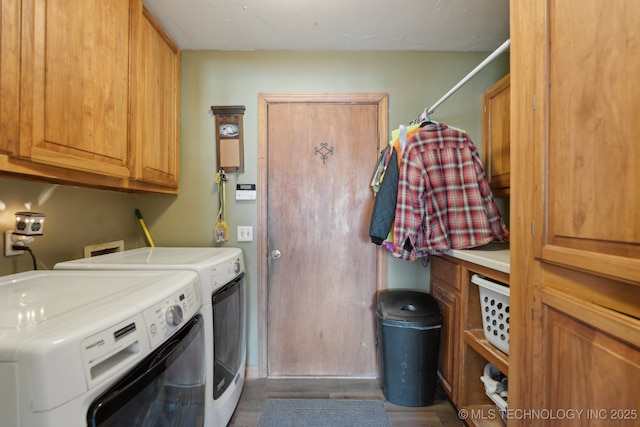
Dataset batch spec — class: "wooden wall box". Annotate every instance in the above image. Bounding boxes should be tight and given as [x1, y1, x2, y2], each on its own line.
[211, 105, 246, 173]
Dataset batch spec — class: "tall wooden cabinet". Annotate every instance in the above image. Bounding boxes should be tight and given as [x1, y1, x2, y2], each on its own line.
[0, 0, 180, 193]
[510, 1, 640, 425]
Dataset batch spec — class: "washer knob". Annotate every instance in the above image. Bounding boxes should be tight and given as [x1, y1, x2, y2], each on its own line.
[166, 305, 183, 326]
[233, 259, 241, 274]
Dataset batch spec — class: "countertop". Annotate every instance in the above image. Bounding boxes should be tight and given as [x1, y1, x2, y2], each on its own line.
[443, 242, 510, 274]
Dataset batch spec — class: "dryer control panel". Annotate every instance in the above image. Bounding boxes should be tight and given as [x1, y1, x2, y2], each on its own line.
[209, 255, 244, 292]
[143, 280, 201, 348]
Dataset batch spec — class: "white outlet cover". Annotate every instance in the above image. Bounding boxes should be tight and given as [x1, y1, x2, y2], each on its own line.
[5, 231, 22, 256]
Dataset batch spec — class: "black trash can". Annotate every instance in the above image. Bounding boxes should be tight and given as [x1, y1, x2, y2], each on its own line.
[376, 290, 442, 406]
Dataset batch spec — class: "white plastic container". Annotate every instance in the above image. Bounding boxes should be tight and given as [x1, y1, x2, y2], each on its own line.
[472, 274, 510, 354]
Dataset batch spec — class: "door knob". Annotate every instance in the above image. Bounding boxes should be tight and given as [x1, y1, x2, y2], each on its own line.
[270, 250, 282, 259]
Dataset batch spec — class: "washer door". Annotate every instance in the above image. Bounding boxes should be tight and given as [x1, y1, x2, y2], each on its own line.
[87, 314, 205, 427]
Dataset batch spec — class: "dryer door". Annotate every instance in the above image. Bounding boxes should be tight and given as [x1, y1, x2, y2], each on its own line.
[87, 314, 205, 427]
[212, 273, 245, 399]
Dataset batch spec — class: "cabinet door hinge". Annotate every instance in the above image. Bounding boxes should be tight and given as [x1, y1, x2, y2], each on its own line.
[531, 220, 535, 235]
[532, 95, 537, 110]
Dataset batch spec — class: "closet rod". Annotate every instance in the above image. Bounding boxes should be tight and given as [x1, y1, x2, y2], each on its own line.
[425, 39, 510, 117]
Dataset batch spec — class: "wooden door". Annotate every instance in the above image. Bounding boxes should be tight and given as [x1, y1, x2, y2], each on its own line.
[258, 93, 388, 377]
[19, 0, 132, 177]
[130, 4, 180, 190]
[511, 0, 640, 423]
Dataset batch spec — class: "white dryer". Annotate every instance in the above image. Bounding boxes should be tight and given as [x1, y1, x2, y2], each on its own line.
[55, 247, 246, 427]
[0, 269, 203, 426]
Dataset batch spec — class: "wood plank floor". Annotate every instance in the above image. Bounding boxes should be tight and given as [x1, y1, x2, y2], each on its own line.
[228, 377, 465, 427]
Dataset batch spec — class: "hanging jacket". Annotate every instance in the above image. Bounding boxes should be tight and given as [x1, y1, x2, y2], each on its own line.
[392, 123, 509, 261]
[369, 147, 399, 244]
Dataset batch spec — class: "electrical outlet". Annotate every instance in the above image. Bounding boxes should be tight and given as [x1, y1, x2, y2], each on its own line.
[5, 230, 22, 256]
[237, 226, 253, 242]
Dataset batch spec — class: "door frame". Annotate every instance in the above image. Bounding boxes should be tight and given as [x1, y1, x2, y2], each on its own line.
[257, 92, 389, 378]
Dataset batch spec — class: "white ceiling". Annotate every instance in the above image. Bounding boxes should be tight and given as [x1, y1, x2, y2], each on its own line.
[142, 0, 510, 52]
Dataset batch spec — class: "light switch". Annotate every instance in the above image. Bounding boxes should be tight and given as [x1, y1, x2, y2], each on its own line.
[237, 226, 253, 242]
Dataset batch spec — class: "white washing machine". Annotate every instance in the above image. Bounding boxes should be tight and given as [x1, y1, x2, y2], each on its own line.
[0, 269, 203, 426]
[55, 247, 246, 427]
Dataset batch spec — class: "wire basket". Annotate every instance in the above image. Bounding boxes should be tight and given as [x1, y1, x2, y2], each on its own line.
[472, 275, 510, 354]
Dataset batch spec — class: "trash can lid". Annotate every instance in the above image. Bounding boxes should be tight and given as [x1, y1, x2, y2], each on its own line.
[376, 290, 442, 326]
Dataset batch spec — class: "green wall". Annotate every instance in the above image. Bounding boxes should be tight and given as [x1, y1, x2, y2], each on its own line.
[0, 179, 142, 272]
[0, 50, 509, 369]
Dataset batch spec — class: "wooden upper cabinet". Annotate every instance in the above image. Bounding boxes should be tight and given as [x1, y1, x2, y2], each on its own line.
[19, 0, 133, 178]
[130, 5, 180, 191]
[482, 74, 510, 197]
[0, 0, 20, 157]
[1, 0, 179, 193]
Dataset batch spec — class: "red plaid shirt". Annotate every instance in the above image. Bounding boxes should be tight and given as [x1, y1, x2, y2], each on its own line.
[392, 123, 509, 261]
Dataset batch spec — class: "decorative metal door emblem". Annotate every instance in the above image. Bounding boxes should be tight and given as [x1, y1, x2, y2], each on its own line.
[314, 143, 334, 164]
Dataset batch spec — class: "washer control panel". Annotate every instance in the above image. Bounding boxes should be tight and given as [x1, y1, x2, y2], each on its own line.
[143, 280, 201, 348]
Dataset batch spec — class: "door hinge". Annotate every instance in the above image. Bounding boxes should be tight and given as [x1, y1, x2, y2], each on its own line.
[531, 220, 535, 235]
[532, 95, 537, 110]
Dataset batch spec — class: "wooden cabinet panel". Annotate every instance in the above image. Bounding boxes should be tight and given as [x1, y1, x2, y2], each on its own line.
[19, 0, 132, 178]
[542, 290, 640, 427]
[431, 255, 461, 291]
[482, 74, 510, 197]
[431, 256, 462, 404]
[432, 281, 459, 404]
[543, 1, 640, 282]
[0, 0, 20, 156]
[130, 5, 180, 190]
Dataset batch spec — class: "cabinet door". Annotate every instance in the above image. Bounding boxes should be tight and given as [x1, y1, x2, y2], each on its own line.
[0, 0, 20, 156]
[130, 5, 180, 190]
[542, 289, 640, 427]
[19, 0, 132, 178]
[430, 256, 461, 404]
[482, 74, 510, 196]
[432, 281, 459, 405]
[543, 1, 640, 282]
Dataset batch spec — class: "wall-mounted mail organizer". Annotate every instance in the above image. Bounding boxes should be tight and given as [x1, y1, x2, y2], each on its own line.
[211, 105, 246, 173]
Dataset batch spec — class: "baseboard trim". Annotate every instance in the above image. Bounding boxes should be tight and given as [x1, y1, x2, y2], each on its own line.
[245, 365, 261, 379]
